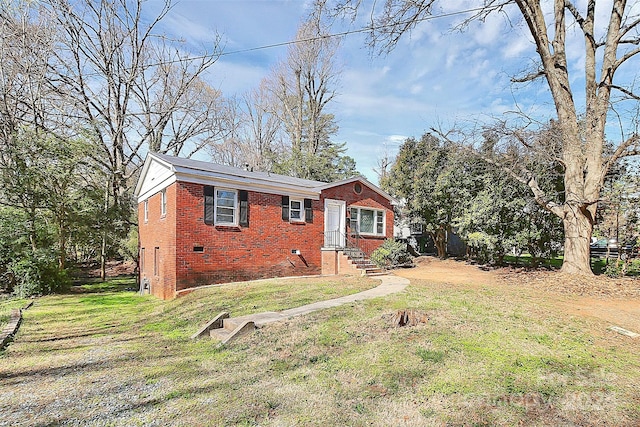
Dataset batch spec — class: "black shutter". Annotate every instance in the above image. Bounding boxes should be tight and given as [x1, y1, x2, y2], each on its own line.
[281, 196, 289, 221]
[239, 190, 249, 227]
[304, 198, 313, 223]
[204, 185, 214, 225]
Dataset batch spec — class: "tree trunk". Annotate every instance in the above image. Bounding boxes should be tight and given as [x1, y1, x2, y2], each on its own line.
[100, 231, 107, 281]
[432, 228, 447, 259]
[58, 218, 66, 269]
[100, 182, 109, 282]
[28, 206, 38, 253]
[560, 206, 593, 275]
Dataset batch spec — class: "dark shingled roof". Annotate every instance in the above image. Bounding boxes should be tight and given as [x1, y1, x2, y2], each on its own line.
[152, 152, 327, 189]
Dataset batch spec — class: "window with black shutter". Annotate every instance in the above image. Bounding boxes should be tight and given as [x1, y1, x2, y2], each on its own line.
[304, 198, 313, 223]
[204, 186, 214, 225]
[281, 196, 289, 221]
[239, 190, 249, 227]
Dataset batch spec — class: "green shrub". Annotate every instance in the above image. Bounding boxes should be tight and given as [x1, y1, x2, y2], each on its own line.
[603, 259, 623, 278]
[602, 258, 640, 278]
[9, 250, 69, 298]
[370, 239, 413, 269]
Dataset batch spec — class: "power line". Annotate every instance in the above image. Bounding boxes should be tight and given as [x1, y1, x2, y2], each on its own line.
[212, 5, 504, 58]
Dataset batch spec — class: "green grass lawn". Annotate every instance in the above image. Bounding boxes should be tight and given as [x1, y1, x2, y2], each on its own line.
[1, 274, 638, 426]
[71, 275, 139, 293]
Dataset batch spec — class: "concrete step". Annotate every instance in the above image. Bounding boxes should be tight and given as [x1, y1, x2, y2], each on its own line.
[210, 326, 232, 340]
[193, 312, 257, 345]
[210, 319, 256, 346]
[190, 312, 229, 339]
[355, 261, 377, 268]
[344, 250, 365, 258]
[221, 317, 245, 331]
[351, 260, 378, 269]
[346, 253, 383, 275]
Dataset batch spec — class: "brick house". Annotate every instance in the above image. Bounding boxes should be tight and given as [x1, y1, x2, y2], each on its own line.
[134, 153, 397, 299]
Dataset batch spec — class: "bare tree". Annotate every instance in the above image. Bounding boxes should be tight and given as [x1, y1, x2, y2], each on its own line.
[136, 50, 228, 158]
[323, 0, 640, 275]
[0, 1, 57, 145]
[206, 95, 246, 168]
[25, 0, 225, 278]
[264, 17, 342, 179]
[207, 87, 283, 172]
[44, 0, 223, 202]
[241, 85, 283, 172]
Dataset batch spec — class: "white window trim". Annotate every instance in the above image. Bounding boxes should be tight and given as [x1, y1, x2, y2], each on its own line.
[144, 199, 149, 222]
[214, 188, 238, 226]
[289, 199, 305, 222]
[160, 190, 167, 217]
[351, 207, 386, 236]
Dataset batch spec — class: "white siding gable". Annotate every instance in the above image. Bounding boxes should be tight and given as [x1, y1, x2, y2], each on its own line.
[136, 157, 177, 202]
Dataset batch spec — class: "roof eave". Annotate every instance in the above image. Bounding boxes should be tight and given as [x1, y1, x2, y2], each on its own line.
[315, 176, 398, 205]
[134, 153, 176, 198]
[174, 170, 321, 200]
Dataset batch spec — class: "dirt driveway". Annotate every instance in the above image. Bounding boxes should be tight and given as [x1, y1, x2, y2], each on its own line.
[393, 257, 640, 337]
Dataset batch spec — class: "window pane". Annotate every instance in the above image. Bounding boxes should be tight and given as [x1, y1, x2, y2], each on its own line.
[217, 190, 235, 199]
[376, 211, 384, 234]
[217, 198, 235, 207]
[350, 208, 359, 232]
[290, 200, 302, 220]
[215, 189, 237, 224]
[217, 207, 234, 216]
[360, 209, 374, 233]
[216, 215, 233, 224]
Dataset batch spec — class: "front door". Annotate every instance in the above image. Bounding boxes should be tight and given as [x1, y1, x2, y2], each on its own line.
[324, 199, 346, 247]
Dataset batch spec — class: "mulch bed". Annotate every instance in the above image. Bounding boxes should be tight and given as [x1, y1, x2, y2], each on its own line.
[496, 269, 640, 299]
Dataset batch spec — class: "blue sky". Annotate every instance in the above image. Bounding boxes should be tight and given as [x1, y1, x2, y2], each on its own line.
[151, 0, 638, 184]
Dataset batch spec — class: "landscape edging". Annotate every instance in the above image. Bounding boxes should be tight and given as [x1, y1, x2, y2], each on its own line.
[1, 300, 33, 351]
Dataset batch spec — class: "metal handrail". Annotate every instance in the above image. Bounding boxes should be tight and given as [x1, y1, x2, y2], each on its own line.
[324, 230, 365, 260]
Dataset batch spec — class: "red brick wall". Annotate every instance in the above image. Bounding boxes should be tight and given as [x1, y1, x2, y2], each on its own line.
[321, 180, 394, 256]
[138, 183, 177, 300]
[172, 182, 324, 292]
[138, 178, 394, 299]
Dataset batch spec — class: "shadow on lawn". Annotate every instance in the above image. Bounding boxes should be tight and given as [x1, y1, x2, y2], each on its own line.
[472, 254, 640, 277]
[69, 275, 138, 294]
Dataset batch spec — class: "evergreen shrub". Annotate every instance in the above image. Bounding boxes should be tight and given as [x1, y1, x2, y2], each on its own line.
[370, 238, 413, 269]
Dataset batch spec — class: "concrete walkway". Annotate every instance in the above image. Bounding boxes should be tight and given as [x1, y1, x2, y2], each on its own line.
[229, 274, 410, 327]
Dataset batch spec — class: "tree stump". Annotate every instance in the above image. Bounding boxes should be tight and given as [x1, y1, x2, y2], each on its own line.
[391, 309, 428, 327]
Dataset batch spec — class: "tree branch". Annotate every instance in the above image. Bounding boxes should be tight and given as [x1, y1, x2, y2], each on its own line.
[610, 84, 640, 101]
[603, 133, 640, 185]
[613, 46, 640, 71]
[511, 69, 545, 83]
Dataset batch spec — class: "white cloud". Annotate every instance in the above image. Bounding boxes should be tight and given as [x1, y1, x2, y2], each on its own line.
[472, 13, 506, 46]
[204, 60, 268, 95]
[161, 1, 579, 183]
[386, 134, 408, 145]
[162, 12, 218, 45]
[410, 84, 423, 95]
[503, 34, 533, 59]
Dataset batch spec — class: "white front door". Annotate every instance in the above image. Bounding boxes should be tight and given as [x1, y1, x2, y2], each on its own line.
[324, 199, 346, 247]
